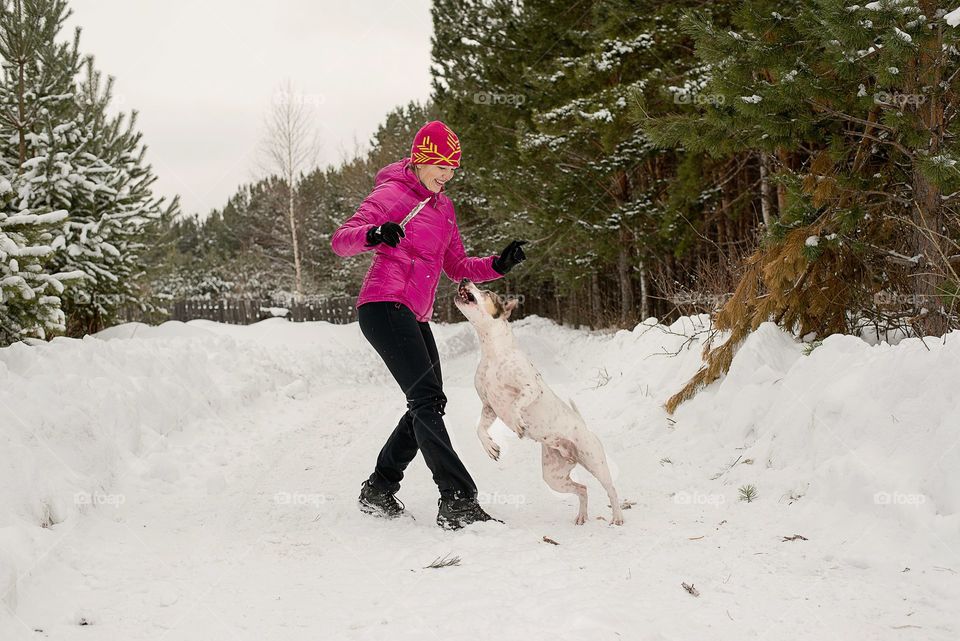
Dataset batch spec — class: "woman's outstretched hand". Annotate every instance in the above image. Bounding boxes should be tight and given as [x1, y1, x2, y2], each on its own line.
[365, 222, 405, 248]
[492, 240, 527, 275]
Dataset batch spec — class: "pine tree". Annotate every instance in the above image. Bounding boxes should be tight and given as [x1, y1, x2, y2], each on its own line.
[521, 1, 714, 324]
[641, 0, 960, 411]
[50, 58, 176, 334]
[430, 0, 742, 327]
[0, 0, 85, 342]
[431, 0, 608, 324]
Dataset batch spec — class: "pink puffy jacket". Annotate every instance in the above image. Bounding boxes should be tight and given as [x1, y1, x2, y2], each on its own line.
[330, 158, 503, 322]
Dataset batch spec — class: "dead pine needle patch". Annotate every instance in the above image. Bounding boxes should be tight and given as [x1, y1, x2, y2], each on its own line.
[682, 582, 700, 597]
[424, 553, 461, 569]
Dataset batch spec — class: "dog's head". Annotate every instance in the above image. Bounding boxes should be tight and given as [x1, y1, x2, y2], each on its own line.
[454, 279, 518, 327]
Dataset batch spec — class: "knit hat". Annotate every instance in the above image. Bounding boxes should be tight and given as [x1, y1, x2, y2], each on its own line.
[410, 121, 461, 167]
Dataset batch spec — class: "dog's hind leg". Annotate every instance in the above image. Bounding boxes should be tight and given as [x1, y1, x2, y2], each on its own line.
[476, 404, 500, 460]
[576, 434, 624, 525]
[541, 444, 588, 525]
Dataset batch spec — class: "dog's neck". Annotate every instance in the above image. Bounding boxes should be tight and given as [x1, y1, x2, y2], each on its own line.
[474, 320, 515, 356]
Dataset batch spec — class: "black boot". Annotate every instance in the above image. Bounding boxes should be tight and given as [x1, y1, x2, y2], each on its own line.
[436, 492, 501, 530]
[358, 480, 406, 519]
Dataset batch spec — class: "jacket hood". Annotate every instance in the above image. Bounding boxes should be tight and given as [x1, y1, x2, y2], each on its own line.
[374, 158, 447, 203]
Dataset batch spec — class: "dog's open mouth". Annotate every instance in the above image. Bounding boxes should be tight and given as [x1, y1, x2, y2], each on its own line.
[457, 283, 476, 305]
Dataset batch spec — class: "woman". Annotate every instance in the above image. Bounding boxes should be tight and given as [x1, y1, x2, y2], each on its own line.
[330, 120, 527, 530]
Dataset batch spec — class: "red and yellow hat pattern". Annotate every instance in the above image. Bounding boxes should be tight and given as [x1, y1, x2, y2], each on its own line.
[410, 121, 462, 167]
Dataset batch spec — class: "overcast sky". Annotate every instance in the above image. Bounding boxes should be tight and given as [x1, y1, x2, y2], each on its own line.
[66, 0, 434, 219]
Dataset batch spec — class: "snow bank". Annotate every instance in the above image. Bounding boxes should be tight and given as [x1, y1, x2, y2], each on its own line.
[947, 7, 960, 28]
[538, 315, 960, 535]
[0, 319, 382, 610]
[1, 313, 957, 636]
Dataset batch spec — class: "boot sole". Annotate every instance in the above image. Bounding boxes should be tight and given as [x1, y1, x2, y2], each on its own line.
[436, 514, 503, 530]
[358, 499, 412, 520]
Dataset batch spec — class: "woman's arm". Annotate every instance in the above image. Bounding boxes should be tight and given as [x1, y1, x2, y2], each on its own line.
[330, 190, 391, 257]
[442, 221, 503, 283]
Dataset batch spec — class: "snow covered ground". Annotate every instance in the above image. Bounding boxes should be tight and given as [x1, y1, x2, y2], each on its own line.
[1, 313, 958, 640]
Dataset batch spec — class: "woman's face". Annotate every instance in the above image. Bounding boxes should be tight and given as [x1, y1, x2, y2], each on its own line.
[414, 164, 456, 193]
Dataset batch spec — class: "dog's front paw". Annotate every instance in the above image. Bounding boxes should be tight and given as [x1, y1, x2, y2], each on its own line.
[515, 418, 528, 439]
[481, 438, 501, 461]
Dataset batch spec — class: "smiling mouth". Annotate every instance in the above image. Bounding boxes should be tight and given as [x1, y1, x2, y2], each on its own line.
[457, 283, 476, 304]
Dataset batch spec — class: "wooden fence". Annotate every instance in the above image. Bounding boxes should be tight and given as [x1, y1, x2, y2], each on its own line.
[165, 297, 359, 325]
[126, 289, 544, 327]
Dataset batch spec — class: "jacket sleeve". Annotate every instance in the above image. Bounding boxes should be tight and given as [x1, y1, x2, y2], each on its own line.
[330, 189, 391, 257]
[442, 220, 503, 283]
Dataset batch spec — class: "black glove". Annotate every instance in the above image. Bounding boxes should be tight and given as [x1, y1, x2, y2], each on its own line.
[365, 222, 404, 248]
[492, 240, 527, 275]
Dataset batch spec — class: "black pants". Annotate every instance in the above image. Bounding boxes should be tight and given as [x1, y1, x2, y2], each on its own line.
[358, 301, 477, 499]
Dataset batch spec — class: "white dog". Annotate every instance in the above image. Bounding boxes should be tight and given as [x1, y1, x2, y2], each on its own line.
[454, 279, 624, 525]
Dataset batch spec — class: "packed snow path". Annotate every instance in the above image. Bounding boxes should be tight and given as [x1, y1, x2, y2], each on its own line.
[2, 317, 958, 640]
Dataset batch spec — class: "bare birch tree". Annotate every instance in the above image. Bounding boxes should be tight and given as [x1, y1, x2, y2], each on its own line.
[260, 80, 320, 301]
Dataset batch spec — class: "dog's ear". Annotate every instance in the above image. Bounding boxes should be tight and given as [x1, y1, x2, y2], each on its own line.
[503, 297, 519, 319]
[489, 294, 505, 319]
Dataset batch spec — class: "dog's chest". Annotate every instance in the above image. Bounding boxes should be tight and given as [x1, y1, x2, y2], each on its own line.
[475, 354, 547, 425]
[475, 357, 523, 409]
